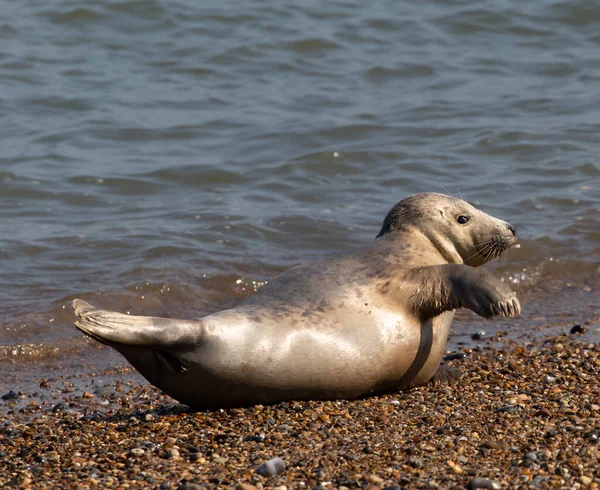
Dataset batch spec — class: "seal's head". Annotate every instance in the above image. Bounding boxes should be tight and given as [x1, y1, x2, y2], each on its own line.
[377, 192, 517, 266]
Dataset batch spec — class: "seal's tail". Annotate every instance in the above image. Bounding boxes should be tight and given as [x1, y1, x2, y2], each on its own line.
[73, 299, 205, 348]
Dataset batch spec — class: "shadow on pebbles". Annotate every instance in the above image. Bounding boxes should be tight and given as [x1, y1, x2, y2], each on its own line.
[1, 335, 599, 489]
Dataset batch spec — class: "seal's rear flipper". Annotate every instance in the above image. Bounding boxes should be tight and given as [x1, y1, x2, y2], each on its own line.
[73, 299, 205, 348]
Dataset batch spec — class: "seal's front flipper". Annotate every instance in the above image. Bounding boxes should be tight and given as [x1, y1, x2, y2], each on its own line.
[73, 299, 205, 348]
[406, 265, 520, 320]
[430, 365, 463, 386]
[447, 267, 521, 319]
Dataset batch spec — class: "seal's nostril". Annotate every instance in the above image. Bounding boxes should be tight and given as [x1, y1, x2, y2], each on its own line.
[507, 224, 517, 237]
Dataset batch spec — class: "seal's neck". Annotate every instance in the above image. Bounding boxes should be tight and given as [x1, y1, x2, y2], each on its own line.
[399, 226, 464, 264]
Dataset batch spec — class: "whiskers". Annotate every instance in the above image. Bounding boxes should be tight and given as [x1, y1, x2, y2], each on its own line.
[466, 237, 512, 264]
[439, 186, 466, 202]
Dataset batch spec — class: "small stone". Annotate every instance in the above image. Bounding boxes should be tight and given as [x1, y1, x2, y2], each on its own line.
[524, 452, 538, 462]
[408, 456, 422, 468]
[165, 448, 180, 459]
[367, 474, 384, 484]
[496, 405, 518, 413]
[481, 440, 508, 450]
[245, 434, 266, 443]
[471, 331, 486, 341]
[467, 477, 502, 490]
[584, 430, 598, 441]
[554, 343, 564, 352]
[33, 454, 46, 463]
[45, 451, 60, 463]
[452, 464, 463, 475]
[256, 457, 285, 477]
[179, 484, 204, 490]
[1, 390, 18, 401]
[129, 448, 145, 457]
[82, 391, 94, 399]
[52, 402, 66, 413]
[542, 374, 556, 384]
[444, 353, 467, 361]
[580, 476, 593, 485]
[383, 487, 401, 490]
[570, 324, 586, 334]
[237, 485, 259, 490]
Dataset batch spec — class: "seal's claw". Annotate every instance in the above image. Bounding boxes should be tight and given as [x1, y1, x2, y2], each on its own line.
[488, 297, 521, 318]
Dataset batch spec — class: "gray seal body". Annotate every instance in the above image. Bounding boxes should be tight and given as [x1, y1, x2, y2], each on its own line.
[74, 193, 520, 408]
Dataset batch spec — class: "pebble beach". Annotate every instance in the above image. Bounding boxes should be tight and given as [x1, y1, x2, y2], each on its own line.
[2, 333, 598, 490]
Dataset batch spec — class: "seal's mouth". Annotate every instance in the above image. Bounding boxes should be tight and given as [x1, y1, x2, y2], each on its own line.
[468, 235, 518, 265]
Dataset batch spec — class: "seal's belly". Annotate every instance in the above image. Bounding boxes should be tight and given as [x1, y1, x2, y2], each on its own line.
[123, 305, 454, 407]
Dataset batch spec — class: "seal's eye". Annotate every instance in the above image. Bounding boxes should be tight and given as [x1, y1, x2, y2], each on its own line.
[457, 215, 469, 224]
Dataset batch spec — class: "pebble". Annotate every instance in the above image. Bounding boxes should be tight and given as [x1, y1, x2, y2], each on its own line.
[467, 477, 502, 489]
[471, 331, 486, 341]
[496, 405, 518, 413]
[523, 452, 538, 462]
[580, 476, 592, 485]
[245, 434, 266, 443]
[52, 402, 67, 413]
[542, 374, 557, 384]
[481, 440, 508, 450]
[237, 485, 259, 490]
[444, 353, 467, 361]
[165, 448, 180, 459]
[33, 454, 46, 463]
[129, 448, 145, 457]
[45, 451, 60, 463]
[584, 430, 598, 441]
[1, 390, 18, 401]
[256, 457, 285, 477]
[570, 324, 586, 334]
[367, 474, 383, 484]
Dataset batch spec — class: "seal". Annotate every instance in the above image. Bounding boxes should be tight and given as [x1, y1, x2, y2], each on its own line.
[73, 192, 520, 409]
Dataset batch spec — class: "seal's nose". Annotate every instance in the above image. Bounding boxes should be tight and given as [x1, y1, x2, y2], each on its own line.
[507, 224, 517, 237]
